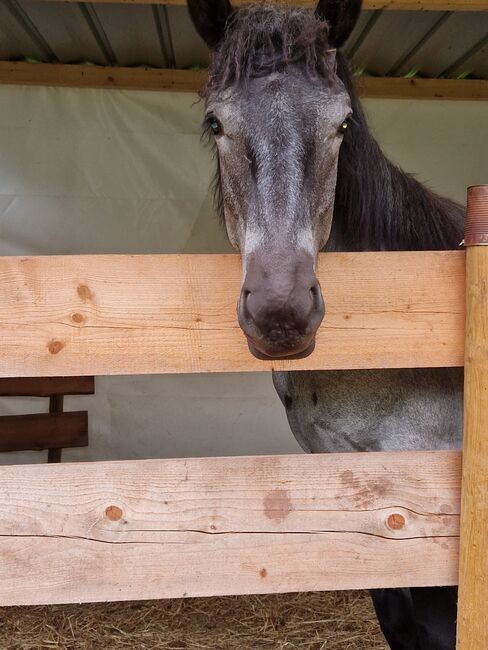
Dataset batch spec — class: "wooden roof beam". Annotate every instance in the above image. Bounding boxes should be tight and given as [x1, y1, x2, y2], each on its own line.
[0, 62, 487, 100]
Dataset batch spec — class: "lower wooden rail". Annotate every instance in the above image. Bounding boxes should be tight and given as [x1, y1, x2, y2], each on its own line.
[0, 376, 94, 397]
[0, 412, 88, 453]
[0, 450, 460, 606]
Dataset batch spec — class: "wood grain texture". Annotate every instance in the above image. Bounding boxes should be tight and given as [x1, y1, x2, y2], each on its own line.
[0, 63, 206, 93]
[1, 63, 487, 100]
[0, 451, 461, 606]
[0, 251, 465, 377]
[456, 246, 488, 650]
[0, 411, 88, 452]
[354, 77, 488, 101]
[0, 376, 94, 397]
[30, 0, 488, 9]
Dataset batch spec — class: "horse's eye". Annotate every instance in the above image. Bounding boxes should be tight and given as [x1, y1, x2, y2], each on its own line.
[208, 117, 222, 136]
[338, 119, 350, 135]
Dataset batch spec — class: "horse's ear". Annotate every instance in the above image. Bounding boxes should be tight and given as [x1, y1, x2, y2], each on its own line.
[315, 0, 362, 48]
[187, 0, 233, 49]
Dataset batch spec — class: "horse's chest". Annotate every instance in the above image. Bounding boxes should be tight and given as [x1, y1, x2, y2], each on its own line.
[272, 368, 463, 453]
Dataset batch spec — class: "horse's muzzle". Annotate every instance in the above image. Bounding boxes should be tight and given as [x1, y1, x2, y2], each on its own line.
[237, 252, 325, 360]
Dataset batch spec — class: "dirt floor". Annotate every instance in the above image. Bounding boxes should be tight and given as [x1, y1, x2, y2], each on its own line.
[0, 590, 388, 650]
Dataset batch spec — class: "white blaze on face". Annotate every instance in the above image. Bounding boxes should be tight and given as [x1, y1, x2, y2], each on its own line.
[241, 229, 265, 276]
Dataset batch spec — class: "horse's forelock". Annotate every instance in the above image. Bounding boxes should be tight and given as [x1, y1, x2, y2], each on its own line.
[202, 6, 335, 97]
[201, 5, 340, 226]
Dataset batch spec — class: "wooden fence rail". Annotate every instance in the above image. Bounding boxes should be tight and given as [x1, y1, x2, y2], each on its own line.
[0, 450, 460, 606]
[0, 411, 88, 453]
[0, 376, 94, 397]
[0, 251, 465, 377]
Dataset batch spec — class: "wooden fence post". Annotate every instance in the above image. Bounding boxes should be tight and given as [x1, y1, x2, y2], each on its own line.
[457, 185, 488, 649]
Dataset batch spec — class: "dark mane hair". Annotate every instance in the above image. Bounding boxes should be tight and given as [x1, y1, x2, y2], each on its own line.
[330, 54, 464, 252]
[203, 5, 336, 97]
[203, 5, 465, 253]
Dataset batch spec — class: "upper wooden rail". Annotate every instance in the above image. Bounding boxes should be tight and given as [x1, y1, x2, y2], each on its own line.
[0, 450, 460, 606]
[0, 251, 465, 377]
[1, 63, 487, 100]
[31, 0, 488, 10]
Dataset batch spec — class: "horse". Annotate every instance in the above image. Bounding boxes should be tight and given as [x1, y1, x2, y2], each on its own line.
[187, 1, 464, 647]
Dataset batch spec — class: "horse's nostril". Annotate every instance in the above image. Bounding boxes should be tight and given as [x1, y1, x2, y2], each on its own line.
[239, 289, 251, 319]
[242, 289, 250, 307]
[309, 283, 323, 310]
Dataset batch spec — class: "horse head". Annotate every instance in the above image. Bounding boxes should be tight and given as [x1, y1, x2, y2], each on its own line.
[188, 0, 362, 359]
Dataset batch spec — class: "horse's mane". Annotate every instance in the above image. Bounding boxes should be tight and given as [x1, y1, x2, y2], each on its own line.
[203, 5, 465, 252]
[329, 54, 464, 252]
[202, 6, 336, 97]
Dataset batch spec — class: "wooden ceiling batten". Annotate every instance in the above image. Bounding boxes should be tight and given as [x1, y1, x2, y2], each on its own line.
[1, 62, 487, 99]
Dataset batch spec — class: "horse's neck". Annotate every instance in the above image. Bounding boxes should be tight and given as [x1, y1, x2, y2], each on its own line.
[327, 56, 465, 254]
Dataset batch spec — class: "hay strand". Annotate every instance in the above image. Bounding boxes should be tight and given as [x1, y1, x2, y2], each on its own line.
[0, 590, 387, 649]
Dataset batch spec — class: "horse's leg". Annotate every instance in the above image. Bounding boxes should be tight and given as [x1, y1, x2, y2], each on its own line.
[369, 586, 457, 649]
[409, 586, 457, 650]
[369, 588, 420, 649]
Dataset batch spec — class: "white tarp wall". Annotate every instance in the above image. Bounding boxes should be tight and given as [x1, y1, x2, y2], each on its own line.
[0, 86, 487, 464]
